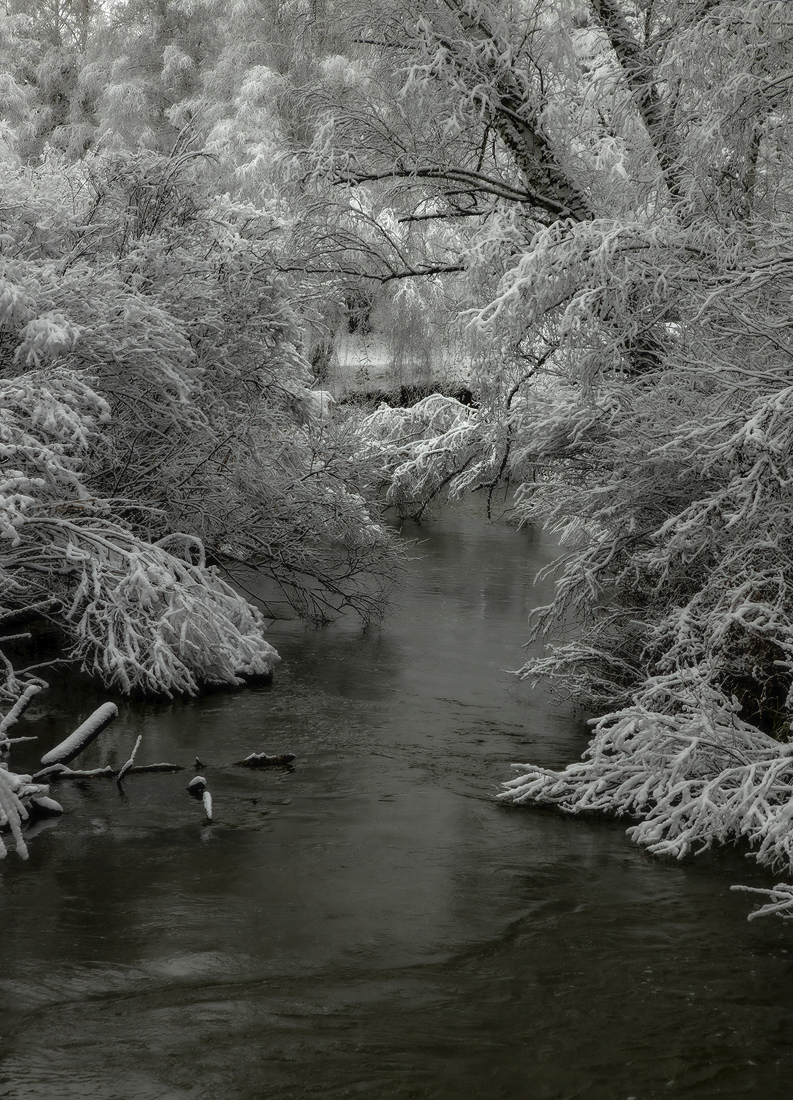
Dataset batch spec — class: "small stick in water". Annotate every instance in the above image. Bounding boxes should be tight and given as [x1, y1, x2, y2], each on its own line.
[117, 734, 142, 787]
[189, 774, 212, 819]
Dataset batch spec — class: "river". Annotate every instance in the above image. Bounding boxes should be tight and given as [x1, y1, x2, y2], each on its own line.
[1, 507, 792, 1099]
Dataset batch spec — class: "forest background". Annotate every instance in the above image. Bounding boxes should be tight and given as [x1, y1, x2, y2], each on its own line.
[3, 0, 793, 917]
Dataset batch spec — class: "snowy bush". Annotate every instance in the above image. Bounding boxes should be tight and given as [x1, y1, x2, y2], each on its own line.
[0, 149, 399, 694]
[501, 685, 793, 869]
[0, 365, 279, 694]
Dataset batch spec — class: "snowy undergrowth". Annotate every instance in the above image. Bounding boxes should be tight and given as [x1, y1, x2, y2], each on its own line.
[499, 684, 793, 914]
[0, 150, 400, 672]
[0, 676, 53, 859]
[0, 365, 279, 695]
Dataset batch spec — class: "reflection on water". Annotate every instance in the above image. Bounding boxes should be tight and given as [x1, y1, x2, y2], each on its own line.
[1, 507, 792, 1099]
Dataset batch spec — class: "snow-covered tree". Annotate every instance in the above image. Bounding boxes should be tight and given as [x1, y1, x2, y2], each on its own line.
[0, 145, 399, 693]
[0, 0, 104, 157]
[310, 0, 793, 915]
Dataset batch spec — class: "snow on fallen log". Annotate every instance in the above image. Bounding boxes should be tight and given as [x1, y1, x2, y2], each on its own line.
[32, 763, 115, 780]
[40, 702, 118, 766]
[233, 752, 296, 767]
[33, 762, 184, 781]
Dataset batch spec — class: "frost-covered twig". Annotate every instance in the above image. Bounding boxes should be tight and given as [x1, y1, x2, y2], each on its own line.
[0, 683, 42, 739]
[730, 883, 793, 921]
[117, 733, 142, 785]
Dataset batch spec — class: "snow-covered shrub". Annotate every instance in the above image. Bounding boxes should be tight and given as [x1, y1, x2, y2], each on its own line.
[6, 516, 280, 696]
[358, 394, 480, 516]
[501, 684, 793, 869]
[0, 149, 398, 691]
[364, 215, 793, 913]
[0, 366, 279, 694]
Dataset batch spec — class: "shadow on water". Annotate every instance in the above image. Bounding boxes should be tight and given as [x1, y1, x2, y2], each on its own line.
[1, 505, 792, 1099]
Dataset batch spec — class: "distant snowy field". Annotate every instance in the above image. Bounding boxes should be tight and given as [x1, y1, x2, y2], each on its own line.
[325, 330, 473, 400]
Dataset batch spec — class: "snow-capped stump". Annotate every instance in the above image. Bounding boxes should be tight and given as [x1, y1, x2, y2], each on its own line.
[187, 776, 212, 820]
[233, 752, 296, 768]
[187, 775, 207, 795]
[40, 702, 118, 766]
[29, 795, 64, 817]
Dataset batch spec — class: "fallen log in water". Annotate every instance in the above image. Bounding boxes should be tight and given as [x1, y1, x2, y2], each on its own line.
[40, 703, 119, 766]
[1, 635, 296, 857]
[33, 762, 185, 781]
[32, 764, 115, 780]
[233, 752, 296, 768]
[128, 762, 185, 774]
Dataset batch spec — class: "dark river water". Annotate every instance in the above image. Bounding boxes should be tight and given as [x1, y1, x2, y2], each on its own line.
[2, 508, 793, 1099]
